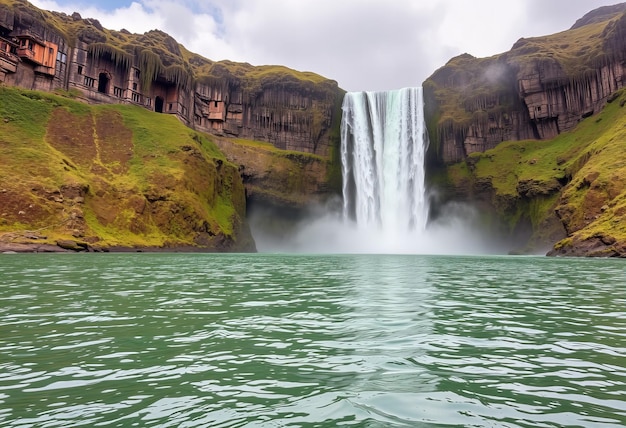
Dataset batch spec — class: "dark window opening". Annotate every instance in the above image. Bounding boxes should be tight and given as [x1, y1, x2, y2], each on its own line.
[98, 72, 110, 94]
[168, 103, 173, 111]
[155, 96, 164, 113]
[132, 82, 137, 91]
[77, 65, 83, 75]
[214, 101, 218, 107]
[20, 39, 33, 51]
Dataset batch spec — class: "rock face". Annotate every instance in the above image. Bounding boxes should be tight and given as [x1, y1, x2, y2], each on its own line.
[212, 137, 335, 209]
[424, 4, 626, 165]
[194, 71, 342, 156]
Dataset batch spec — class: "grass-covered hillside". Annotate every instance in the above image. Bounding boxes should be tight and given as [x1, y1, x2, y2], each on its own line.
[0, 85, 255, 251]
[438, 88, 626, 256]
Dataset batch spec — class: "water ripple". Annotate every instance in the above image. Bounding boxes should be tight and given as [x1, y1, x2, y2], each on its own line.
[0, 254, 624, 427]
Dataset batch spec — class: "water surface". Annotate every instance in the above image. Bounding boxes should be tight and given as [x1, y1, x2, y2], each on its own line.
[1, 253, 625, 427]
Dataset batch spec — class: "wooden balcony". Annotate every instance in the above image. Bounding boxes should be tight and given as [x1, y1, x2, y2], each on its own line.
[0, 56, 17, 73]
[17, 46, 37, 63]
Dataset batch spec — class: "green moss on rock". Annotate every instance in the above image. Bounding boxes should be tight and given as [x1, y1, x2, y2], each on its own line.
[435, 86, 626, 255]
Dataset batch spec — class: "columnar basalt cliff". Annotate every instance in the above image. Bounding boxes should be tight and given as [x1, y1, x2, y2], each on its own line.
[425, 4, 626, 257]
[194, 66, 341, 156]
[425, 4, 626, 165]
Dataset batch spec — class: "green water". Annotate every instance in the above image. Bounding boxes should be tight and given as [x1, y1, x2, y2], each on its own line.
[0, 253, 625, 427]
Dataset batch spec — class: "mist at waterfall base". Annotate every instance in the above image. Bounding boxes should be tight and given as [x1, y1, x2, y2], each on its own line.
[250, 88, 510, 255]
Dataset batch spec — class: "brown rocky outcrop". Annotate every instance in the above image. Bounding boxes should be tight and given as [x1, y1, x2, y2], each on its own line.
[424, 3, 626, 165]
[547, 235, 626, 258]
[213, 137, 333, 209]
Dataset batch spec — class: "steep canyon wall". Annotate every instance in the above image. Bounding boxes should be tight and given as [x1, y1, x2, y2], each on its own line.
[424, 4, 626, 165]
[0, 0, 344, 251]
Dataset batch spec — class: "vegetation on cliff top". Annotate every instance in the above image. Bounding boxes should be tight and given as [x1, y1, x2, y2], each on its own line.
[0, 85, 252, 251]
[441, 88, 626, 256]
[423, 53, 520, 154]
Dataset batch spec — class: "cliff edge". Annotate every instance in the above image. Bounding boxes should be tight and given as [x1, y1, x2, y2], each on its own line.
[0, 0, 344, 218]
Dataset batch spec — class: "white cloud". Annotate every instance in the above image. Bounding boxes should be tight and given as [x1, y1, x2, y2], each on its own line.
[29, 0, 620, 92]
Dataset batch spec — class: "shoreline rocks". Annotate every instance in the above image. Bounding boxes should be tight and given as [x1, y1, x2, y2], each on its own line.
[0, 240, 247, 254]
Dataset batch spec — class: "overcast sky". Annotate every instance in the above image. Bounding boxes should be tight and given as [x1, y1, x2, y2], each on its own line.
[30, 0, 622, 92]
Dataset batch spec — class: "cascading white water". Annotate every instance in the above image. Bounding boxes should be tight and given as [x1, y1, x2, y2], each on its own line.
[341, 87, 429, 240]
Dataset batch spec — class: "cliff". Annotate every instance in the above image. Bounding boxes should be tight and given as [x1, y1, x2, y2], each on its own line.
[0, 0, 345, 251]
[425, 4, 626, 164]
[425, 4, 626, 257]
[0, 0, 344, 211]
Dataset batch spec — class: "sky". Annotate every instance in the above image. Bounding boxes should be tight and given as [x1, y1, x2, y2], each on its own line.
[30, 0, 622, 92]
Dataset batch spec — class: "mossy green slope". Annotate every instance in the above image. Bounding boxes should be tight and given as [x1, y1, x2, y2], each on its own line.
[440, 89, 626, 256]
[212, 137, 332, 208]
[0, 85, 254, 251]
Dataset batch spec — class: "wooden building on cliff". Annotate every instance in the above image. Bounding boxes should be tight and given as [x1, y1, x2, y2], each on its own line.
[0, 14, 190, 124]
[0, 11, 67, 92]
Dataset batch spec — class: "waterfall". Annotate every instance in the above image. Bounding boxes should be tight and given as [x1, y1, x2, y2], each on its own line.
[253, 87, 495, 254]
[340, 87, 429, 240]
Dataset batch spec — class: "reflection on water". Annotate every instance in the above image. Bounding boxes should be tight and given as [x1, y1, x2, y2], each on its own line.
[0, 253, 625, 427]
